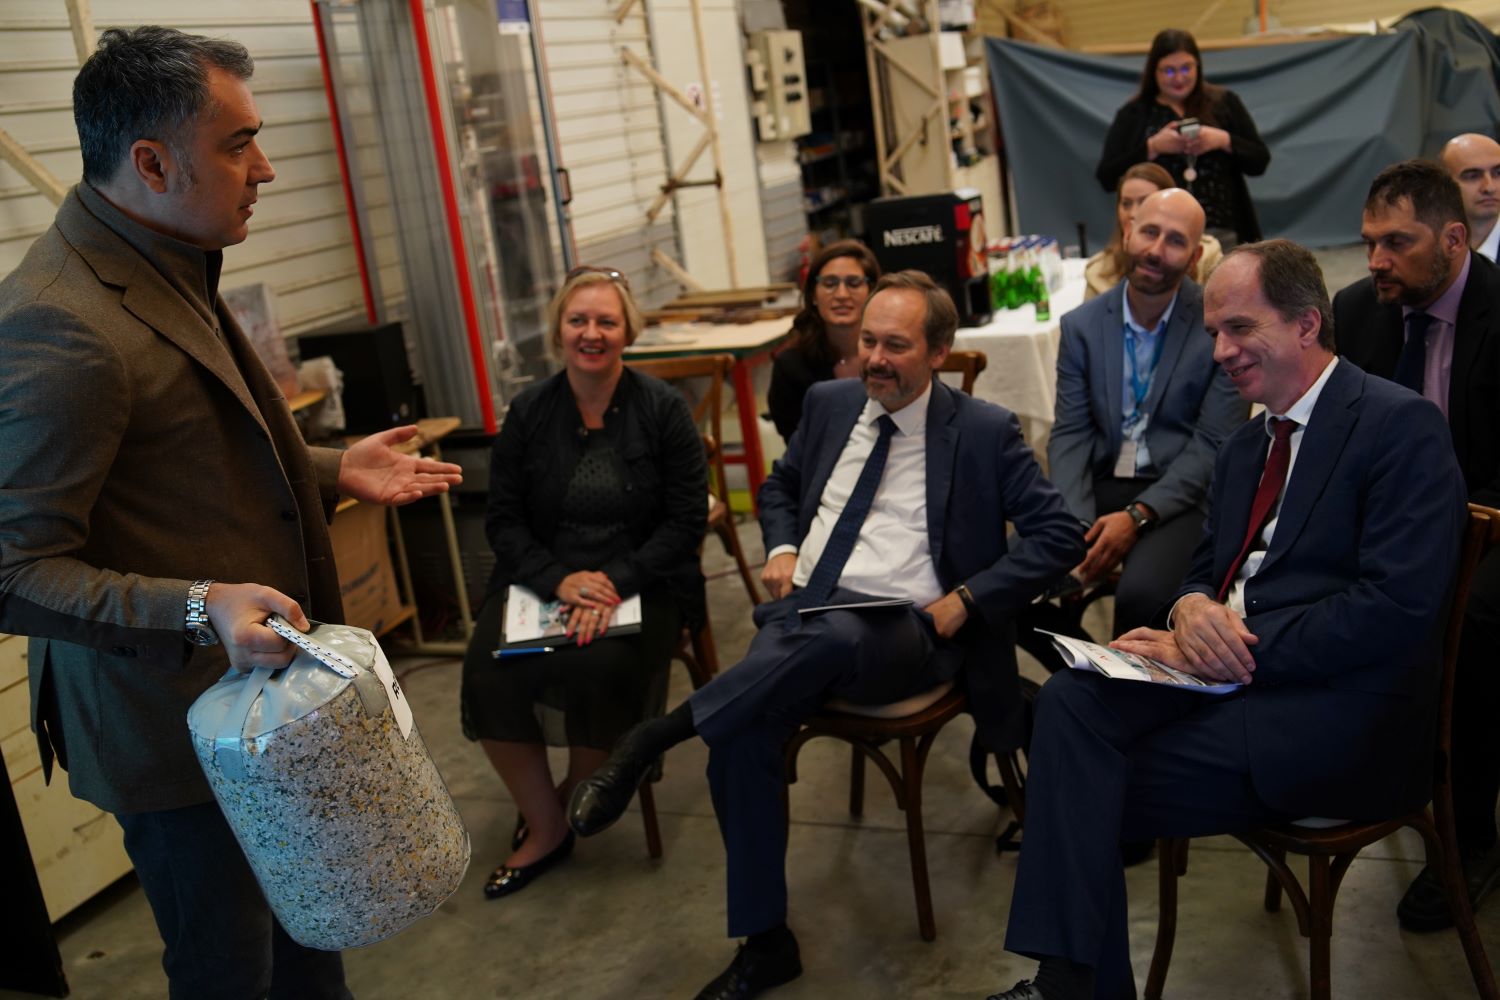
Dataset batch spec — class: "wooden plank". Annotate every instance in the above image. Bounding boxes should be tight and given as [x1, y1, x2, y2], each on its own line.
[646, 130, 713, 223]
[63, 0, 95, 64]
[651, 247, 704, 292]
[0, 126, 66, 205]
[12, 762, 132, 921]
[0, 635, 26, 691]
[687, 0, 737, 287]
[0, 679, 28, 744]
[621, 46, 709, 126]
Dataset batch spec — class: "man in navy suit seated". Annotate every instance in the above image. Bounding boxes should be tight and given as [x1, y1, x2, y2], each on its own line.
[569, 270, 1085, 999]
[990, 240, 1469, 1000]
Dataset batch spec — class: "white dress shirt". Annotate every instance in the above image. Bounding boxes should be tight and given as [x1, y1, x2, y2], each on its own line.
[1222, 356, 1340, 615]
[768, 380, 945, 607]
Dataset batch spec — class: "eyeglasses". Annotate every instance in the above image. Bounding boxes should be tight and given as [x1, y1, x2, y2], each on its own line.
[566, 265, 631, 290]
[816, 274, 870, 291]
[1160, 65, 1195, 79]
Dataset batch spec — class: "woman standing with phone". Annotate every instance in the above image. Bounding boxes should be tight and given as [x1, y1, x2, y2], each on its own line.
[1096, 28, 1270, 247]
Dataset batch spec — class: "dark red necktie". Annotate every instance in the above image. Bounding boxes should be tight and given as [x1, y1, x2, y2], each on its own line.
[1217, 417, 1296, 601]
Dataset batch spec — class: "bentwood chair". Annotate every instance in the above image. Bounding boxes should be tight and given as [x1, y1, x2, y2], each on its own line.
[1145, 503, 1500, 1000]
[782, 351, 1029, 943]
[938, 349, 988, 395]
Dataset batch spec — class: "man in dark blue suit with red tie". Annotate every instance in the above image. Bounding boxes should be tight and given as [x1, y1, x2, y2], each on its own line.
[990, 241, 1469, 1000]
[569, 270, 1085, 999]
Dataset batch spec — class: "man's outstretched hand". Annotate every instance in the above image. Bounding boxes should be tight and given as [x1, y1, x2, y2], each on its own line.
[338, 425, 463, 506]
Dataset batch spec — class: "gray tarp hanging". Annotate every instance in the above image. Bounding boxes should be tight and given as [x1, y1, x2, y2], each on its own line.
[985, 9, 1500, 250]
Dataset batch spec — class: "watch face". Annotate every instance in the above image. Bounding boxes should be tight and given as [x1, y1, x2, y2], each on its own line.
[188, 626, 220, 647]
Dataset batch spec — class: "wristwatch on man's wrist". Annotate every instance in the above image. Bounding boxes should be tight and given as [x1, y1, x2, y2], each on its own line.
[954, 583, 979, 615]
[185, 579, 219, 646]
[1123, 502, 1157, 534]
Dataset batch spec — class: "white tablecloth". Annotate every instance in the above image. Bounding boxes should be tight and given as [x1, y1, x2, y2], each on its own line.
[953, 259, 1087, 426]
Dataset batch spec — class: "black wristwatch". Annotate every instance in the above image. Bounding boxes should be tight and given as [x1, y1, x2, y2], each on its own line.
[1123, 502, 1156, 534]
[954, 583, 979, 614]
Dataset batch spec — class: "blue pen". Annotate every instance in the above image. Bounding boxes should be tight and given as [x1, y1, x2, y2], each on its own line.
[493, 646, 557, 659]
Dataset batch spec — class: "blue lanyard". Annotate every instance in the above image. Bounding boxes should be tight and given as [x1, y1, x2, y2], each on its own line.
[1124, 324, 1167, 413]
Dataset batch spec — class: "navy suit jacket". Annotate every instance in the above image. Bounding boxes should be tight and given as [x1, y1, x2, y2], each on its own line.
[1173, 360, 1467, 820]
[759, 377, 1086, 752]
[1049, 278, 1247, 523]
[1334, 251, 1500, 508]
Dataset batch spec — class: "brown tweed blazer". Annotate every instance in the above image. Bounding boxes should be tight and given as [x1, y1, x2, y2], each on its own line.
[0, 186, 345, 814]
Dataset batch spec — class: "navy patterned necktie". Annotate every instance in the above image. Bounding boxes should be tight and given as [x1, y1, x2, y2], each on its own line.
[1393, 311, 1431, 393]
[794, 414, 898, 611]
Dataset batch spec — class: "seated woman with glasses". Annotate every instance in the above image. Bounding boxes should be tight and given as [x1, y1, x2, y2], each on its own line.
[460, 265, 707, 899]
[1084, 161, 1222, 300]
[1096, 28, 1270, 249]
[766, 239, 880, 441]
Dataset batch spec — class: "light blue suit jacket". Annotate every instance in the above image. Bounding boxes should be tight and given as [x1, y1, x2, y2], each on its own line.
[1046, 278, 1246, 523]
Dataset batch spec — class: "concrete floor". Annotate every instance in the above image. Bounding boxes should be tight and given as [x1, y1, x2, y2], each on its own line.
[12, 525, 1498, 1000]
[15, 242, 1492, 1000]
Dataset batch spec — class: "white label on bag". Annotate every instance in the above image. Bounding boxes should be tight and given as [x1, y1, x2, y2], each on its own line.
[370, 644, 413, 740]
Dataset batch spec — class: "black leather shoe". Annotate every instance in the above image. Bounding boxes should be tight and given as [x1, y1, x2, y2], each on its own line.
[483, 830, 574, 899]
[694, 936, 802, 1000]
[511, 813, 528, 851]
[568, 723, 656, 837]
[1398, 839, 1500, 931]
[987, 982, 1045, 1000]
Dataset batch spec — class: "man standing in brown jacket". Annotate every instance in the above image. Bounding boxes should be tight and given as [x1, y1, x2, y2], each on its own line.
[0, 26, 460, 998]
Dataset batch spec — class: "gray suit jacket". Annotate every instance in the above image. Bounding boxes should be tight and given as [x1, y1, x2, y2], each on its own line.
[0, 186, 345, 814]
[1046, 278, 1246, 523]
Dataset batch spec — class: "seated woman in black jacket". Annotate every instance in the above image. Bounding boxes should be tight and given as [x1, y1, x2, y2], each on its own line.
[1097, 28, 1270, 248]
[766, 239, 879, 441]
[460, 266, 706, 899]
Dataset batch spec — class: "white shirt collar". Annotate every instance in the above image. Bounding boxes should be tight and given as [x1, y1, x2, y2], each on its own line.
[1267, 356, 1338, 432]
[1480, 221, 1500, 262]
[860, 378, 932, 437]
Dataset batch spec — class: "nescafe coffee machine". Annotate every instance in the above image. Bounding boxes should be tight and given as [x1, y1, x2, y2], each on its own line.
[865, 189, 991, 326]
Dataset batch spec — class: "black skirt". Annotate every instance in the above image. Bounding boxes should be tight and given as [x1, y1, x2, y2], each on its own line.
[459, 587, 683, 750]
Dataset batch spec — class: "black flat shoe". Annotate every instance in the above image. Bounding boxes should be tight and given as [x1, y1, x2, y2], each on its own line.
[483, 830, 575, 900]
[694, 935, 802, 1000]
[511, 813, 528, 851]
[568, 723, 656, 837]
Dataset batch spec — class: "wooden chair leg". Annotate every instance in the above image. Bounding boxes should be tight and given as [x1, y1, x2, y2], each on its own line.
[1420, 802, 1500, 999]
[849, 743, 866, 817]
[715, 519, 762, 606]
[639, 779, 662, 860]
[1307, 855, 1333, 1000]
[898, 736, 937, 942]
[1145, 838, 1186, 1000]
[1263, 848, 1285, 912]
[689, 619, 719, 684]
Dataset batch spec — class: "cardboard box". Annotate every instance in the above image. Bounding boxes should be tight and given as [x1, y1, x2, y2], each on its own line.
[329, 502, 409, 635]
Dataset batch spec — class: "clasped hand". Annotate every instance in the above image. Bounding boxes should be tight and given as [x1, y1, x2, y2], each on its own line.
[1111, 592, 1256, 685]
[556, 571, 621, 646]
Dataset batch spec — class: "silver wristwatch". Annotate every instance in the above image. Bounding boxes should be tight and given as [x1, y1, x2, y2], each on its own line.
[185, 579, 219, 646]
